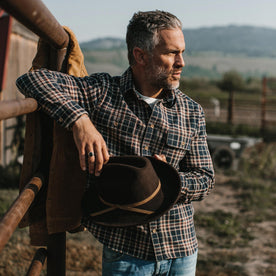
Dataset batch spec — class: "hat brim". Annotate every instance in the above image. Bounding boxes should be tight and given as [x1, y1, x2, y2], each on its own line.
[82, 156, 181, 227]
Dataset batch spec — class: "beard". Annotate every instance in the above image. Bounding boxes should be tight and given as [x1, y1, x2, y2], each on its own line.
[145, 63, 180, 90]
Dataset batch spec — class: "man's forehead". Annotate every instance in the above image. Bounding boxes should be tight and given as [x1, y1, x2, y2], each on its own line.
[157, 28, 185, 49]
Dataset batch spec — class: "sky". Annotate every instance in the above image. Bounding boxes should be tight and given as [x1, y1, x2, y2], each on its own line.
[41, 0, 276, 42]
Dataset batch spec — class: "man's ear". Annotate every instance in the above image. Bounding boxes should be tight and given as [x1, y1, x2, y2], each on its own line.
[133, 47, 148, 65]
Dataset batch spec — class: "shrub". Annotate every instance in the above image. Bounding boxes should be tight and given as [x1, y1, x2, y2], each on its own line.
[206, 122, 261, 137]
[240, 142, 276, 179]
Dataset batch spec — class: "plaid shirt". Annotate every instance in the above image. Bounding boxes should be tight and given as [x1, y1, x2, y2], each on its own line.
[16, 67, 214, 261]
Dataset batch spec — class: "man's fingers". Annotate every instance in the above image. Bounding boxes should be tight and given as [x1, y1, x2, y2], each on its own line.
[154, 154, 167, 163]
[87, 143, 107, 175]
[87, 149, 96, 174]
[79, 148, 87, 171]
[94, 144, 104, 176]
[72, 116, 109, 175]
[102, 143, 110, 164]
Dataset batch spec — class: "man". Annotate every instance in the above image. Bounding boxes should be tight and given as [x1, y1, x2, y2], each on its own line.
[17, 10, 214, 276]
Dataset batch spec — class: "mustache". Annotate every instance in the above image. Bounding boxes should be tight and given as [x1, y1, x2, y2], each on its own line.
[154, 68, 181, 77]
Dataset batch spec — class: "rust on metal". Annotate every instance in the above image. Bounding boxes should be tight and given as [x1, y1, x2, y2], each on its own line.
[0, 98, 38, 121]
[0, 176, 43, 253]
[0, 0, 69, 49]
[0, 1, 69, 273]
[26, 248, 47, 276]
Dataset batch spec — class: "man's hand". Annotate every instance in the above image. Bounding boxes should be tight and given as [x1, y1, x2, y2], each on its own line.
[72, 115, 109, 176]
[154, 154, 167, 163]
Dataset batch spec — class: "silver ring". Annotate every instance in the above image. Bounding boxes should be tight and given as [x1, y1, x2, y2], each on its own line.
[88, 152, 94, 157]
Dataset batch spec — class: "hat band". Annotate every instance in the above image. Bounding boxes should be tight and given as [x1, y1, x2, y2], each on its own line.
[90, 181, 161, 217]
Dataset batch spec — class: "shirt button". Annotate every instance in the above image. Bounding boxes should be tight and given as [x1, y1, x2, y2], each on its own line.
[152, 229, 157, 234]
[150, 124, 154, 129]
[58, 118, 63, 123]
[144, 146, 149, 150]
[114, 121, 118, 126]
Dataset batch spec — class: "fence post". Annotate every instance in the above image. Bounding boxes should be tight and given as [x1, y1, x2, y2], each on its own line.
[261, 76, 267, 134]
[227, 90, 234, 125]
[47, 232, 66, 276]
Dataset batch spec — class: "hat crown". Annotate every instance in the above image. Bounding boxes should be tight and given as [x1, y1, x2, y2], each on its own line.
[82, 155, 181, 227]
[95, 156, 160, 205]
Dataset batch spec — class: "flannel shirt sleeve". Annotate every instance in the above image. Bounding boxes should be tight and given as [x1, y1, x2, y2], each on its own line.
[16, 69, 105, 129]
[178, 106, 215, 204]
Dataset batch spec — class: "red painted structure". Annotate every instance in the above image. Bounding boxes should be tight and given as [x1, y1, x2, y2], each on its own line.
[0, 10, 12, 91]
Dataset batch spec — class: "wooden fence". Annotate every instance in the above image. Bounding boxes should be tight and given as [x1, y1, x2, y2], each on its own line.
[194, 77, 276, 132]
[0, 0, 70, 274]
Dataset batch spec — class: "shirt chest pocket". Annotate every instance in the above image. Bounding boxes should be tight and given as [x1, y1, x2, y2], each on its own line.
[165, 130, 192, 162]
[167, 131, 191, 150]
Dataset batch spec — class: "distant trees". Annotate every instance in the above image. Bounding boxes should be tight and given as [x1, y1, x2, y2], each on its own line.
[217, 70, 244, 124]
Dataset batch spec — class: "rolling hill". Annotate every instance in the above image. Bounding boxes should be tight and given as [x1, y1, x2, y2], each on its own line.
[80, 25, 276, 78]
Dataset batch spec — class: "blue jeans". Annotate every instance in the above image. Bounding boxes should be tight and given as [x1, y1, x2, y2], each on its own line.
[102, 246, 198, 276]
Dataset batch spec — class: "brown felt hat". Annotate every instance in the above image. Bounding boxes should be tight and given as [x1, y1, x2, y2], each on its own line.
[81, 155, 181, 227]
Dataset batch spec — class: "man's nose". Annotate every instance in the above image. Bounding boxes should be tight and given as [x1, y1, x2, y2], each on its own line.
[175, 53, 185, 68]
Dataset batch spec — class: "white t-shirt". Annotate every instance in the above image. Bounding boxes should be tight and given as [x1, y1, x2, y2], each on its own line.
[134, 89, 159, 109]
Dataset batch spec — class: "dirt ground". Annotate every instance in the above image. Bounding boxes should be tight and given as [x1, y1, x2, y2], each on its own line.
[193, 174, 276, 276]
[0, 172, 275, 275]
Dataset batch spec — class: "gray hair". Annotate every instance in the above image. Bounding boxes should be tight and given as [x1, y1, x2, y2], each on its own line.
[126, 10, 182, 65]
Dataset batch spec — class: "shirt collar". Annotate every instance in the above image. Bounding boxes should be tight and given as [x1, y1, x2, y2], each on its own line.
[120, 67, 176, 108]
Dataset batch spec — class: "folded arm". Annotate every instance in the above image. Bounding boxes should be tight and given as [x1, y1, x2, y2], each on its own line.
[16, 69, 96, 128]
[16, 69, 109, 175]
